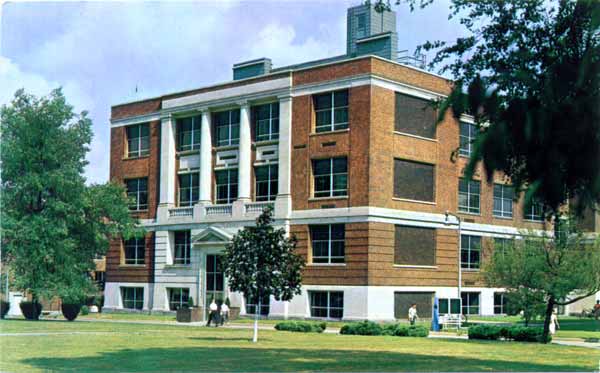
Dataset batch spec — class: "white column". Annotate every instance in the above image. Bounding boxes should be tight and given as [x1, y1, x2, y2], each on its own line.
[157, 114, 176, 221]
[275, 95, 292, 218]
[199, 108, 212, 204]
[237, 101, 251, 202]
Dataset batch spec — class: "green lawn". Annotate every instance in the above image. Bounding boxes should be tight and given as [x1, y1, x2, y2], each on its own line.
[1, 319, 598, 372]
[468, 315, 600, 339]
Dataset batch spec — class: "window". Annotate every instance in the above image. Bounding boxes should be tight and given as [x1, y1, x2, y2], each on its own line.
[356, 13, 367, 37]
[174, 231, 191, 265]
[438, 298, 461, 315]
[314, 90, 348, 133]
[494, 292, 507, 314]
[459, 122, 476, 157]
[168, 288, 190, 311]
[309, 291, 343, 319]
[461, 292, 480, 315]
[255, 165, 278, 202]
[524, 198, 544, 221]
[394, 159, 435, 202]
[214, 110, 240, 147]
[126, 123, 150, 158]
[177, 116, 201, 151]
[215, 169, 238, 204]
[121, 287, 144, 310]
[178, 173, 199, 207]
[394, 292, 434, 318]
[394, 226, 436, 266]
[395, 93, 436, 138]
[313, 157, 348, 198]
[458, 179, 480, 214]
[123, 238, 145, 265]
[493, 237, 512, 257]
[245, 294, 270, 316]
[205, 255, 225, 310]
[461, 235, 481, 270]
[310, 224, 345, 264]
[254, 103, 279, 141]
[493, 184, 514, 218]
[126, 178, 148, 211]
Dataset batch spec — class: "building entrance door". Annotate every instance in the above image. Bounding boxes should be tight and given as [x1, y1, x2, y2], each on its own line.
[205, 254, 225, 311]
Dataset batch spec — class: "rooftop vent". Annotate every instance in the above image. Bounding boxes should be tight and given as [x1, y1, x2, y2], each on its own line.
[347, 3, 397, 60]
[232, 58, 272, 80]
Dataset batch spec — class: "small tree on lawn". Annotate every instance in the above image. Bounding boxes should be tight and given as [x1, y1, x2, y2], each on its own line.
[483, 222, 600, 342]
[223, 206, 304, 342]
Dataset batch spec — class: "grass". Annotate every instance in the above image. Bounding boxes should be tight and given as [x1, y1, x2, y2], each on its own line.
[0, 319, 598, 372]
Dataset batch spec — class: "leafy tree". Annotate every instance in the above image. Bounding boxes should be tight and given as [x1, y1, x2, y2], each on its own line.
[483, 223, 600, 342]
[504, 287, 547, 326]
[223, 207, 304, 342]
[1, 89, 140, 306]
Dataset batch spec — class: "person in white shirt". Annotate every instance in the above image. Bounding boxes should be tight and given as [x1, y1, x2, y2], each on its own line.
[408, 304, 418, 325]
[549, 309, 560, 335]
[220, 302, 230, 325]
[206, 299, 218, 327]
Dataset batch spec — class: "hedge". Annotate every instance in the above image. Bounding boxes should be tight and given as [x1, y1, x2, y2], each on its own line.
[468, 324, 550, 343]
[340, 321, 383, 335]
[340, 321, 429, 337]
[274, 321, 327, 333]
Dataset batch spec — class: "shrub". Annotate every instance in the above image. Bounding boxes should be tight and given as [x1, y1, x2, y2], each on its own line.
[407, 325, 429, 337]
[382, 324, 429, 337]
[274, 321, 326, 333]
[80, 305, 89, 315]
[340, 321, 383, 336]
[507, 325, 548, 342]
[187, 297, 194, 308]
[468, 324, 502, 340]
[468, 324, 549, 343]
[0, 300, 10, 319]
[95, 296, 104, 308]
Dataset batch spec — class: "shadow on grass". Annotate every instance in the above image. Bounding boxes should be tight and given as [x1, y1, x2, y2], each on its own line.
[21, 345, 592, 372]
[188, 336, 265, 342]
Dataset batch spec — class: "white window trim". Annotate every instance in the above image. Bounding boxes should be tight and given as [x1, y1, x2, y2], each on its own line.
[315, 91, 349, 133]
[311, 224, 345, 264]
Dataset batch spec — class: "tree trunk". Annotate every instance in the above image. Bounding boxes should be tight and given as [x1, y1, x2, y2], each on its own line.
[252, 297, 261, 343]
[541, 297, 555, 344]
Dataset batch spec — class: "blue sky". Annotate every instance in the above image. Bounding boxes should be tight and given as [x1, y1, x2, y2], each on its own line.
[0, 0, 466, 184]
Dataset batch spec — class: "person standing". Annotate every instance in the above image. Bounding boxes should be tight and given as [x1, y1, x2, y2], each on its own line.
[220, 301, 230, 326]
[593, 300, 600, 320]
[206, 299, 218, 327]
[408, 304, 418, 325]
[549, 309, 560, 335]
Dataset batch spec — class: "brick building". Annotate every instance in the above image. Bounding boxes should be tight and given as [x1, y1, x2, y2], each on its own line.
[104, 4, 581, 320]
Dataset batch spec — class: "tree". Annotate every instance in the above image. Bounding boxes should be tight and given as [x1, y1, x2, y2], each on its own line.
[1, 89, 140, 306]
[483, 223, 600, 342]
[223, 207, 304, 342]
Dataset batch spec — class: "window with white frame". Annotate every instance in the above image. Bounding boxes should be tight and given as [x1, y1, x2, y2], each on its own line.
[310, 224, 345, 264]
[178, 173, 199, 207]
[494, 292, 507, 314]
[255, 164, 278, 202]
[461, 292, 480, 315]
[126, 123, 150, 158]
[214, 110, 240, 147]
[254, 102, 279, 142]
[245, 294, 270, 316]
[121, 287, 144, 310]
[459, 121, 476, 157]
[461, 234, 481, 270]
[123, 238, 145, 265]
[177, 116, 201, 151]
[314, 90, 348, 133]
[168, 288, 190, 310]
[524, 198, 545, 221]
[313, 157, 348, 198]
[458, 178, 480, 214]
[309, 291, 344, 319]
[493, 184, 514, 218]
[126, 178, 148, 211]
[174, 231, 191, 265]
[438, 298, 462, 315]
[215, 168, 238, 204]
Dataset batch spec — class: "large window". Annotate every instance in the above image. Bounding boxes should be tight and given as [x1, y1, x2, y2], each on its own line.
[524, 198, 545, 221]
[126, 178, 148, 211]
[168, 288, 190, 311]
[494, 292, 507, 315]
[461, 292, 480, 315]
[309, 291, 344, 319]
[493, 237, 512, 257]
[394, 159, 435, 202]
[461, 235, 481, 270]
[214, 110, 240, 147]
[123, 238, 145, 265]
[395, 93, 436, 139]
[394, 225, 436, 266]
[245, 294, 270, 316]
[121, 287, 144, 310]
[459, 179, 480, 214]
[177, 116, 201, 151]
[459, 121, 476, 157]
[255, 165, 278, 202]
[215, 169, 238, 204]
[254, 103, 279, 141]
[174, 231, 191, 265]
[313, 157, 348, 198]
[314, 90, 348, 133]
[394, 292, 434, 318]
[439, 298, 462, 315]
[310, 224, 345, 264]
[206, 255, 225, 310]
[178, 173, 199, 207]
[126, 123, 150, 158]
[493, 184, 514, 218]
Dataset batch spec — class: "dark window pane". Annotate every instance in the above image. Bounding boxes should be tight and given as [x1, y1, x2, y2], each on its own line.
[394, 159, 435, 202]
[395, 93, 436, 138]
[394, 225, 436, 266]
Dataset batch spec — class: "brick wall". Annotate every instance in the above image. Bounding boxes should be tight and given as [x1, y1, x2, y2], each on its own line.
[105, 233, 155, 283]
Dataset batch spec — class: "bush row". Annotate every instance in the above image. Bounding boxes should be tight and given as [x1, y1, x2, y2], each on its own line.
[340, 321, 429, 337]
[468, 324, 551, 343]
[274, 321, 327, 333]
